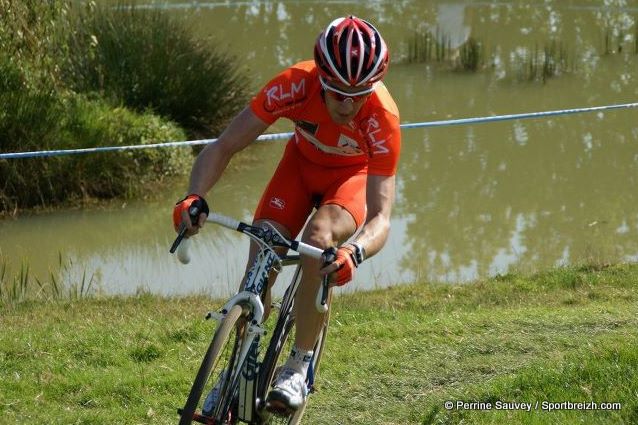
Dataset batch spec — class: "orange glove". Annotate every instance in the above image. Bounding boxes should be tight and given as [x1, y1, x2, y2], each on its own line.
[172, 194, 209, 231]
[328, 243, 365, 286]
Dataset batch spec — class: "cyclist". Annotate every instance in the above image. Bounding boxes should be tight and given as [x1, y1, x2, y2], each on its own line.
[173, 15, 401, 412]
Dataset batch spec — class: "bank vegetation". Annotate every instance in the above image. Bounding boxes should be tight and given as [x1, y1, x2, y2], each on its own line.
[0, 1, 249, 213]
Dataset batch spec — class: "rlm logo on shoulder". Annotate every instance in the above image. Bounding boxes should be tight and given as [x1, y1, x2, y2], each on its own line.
[264, 78, 306, 112]
[269, 197, 285, 210]
[362, 114, 389, 154]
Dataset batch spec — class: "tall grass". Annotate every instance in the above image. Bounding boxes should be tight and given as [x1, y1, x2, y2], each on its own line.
[407, 29, 485, 72]
[602, 23, 638, 55]
[0, 254, 95, 305]
[0, 261, 29, 303]
[601, 24, 638, 56]
[0, 0, 68, 88]
[63, 2, 250, 138]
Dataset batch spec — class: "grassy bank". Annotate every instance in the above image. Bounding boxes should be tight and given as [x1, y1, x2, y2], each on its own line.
[1, 263, 637, 424]
[0, 1, 248, 213]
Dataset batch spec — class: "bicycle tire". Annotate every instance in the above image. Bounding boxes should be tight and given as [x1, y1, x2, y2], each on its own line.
[179, 304, 245, 425]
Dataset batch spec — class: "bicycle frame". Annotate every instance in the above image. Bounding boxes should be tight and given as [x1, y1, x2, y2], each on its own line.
[174, 212, 328, 424]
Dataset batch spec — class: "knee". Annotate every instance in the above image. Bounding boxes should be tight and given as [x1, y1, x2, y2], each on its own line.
[303, 219, 335, 250]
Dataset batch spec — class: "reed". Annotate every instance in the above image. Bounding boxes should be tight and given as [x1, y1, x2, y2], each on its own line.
[0, 254, 96, 305]
[0, 260, 5, 299]
[407, 30, 429, 63]
[404, 29, 576, 81]
[435, 29, 452, 62]
[511, 40, 571, 83]
[407, 28, 452, 63]
[603, 27, 625, 55]
[0, 261, 30, 304]
[456, 37, 484, 72]
[0, 0, 68, 86]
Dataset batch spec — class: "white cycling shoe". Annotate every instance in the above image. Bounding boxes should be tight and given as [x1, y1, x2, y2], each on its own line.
[266, 366, 308, 411]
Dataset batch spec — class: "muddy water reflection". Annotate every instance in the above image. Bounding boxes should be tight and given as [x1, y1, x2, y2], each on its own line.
[2, 1, 638, 296]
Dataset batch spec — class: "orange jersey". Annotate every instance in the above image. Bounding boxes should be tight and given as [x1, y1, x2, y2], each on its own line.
[250, 61, 401, 176]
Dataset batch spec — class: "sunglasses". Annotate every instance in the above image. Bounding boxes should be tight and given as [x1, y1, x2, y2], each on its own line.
[319, 76, 375, 103]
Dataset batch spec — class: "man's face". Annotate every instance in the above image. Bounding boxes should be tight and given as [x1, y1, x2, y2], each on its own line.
[321, 78, 373, 125]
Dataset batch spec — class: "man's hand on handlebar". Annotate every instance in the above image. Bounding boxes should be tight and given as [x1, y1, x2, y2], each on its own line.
[173, 194, 210, 237]
[319, 243, 365, 286]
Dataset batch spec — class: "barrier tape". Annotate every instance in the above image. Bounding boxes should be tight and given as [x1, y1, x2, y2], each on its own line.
[1, 101, 636, 160]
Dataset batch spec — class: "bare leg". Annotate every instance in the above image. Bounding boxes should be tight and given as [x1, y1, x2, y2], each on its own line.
[294, 204, 357, 350]
[265, 205, 356, 411]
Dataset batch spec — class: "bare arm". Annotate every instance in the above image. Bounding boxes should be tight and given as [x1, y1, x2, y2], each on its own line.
[353, 174, 396, 258]
[318, 174, 395, 283]
[188, 106, 269, 196]
[178, 106, 269, 233]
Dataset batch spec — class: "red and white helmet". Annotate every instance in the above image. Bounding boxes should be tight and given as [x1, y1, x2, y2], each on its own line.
[314, 16, 389, 88]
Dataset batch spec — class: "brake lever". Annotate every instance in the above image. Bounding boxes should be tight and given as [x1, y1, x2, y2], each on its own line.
[169, 204, 203, 254]
[169, 223, 188, 254]
[316, 247, 337, 313]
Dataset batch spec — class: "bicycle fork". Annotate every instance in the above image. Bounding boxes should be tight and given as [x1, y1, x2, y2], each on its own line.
[206, 292, 267, 423]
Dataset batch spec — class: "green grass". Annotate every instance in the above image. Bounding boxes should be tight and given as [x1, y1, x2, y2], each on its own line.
[1, 263, 637, 424]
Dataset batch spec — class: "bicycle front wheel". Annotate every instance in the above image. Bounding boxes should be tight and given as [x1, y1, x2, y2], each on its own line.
[179, 304, 245, 425]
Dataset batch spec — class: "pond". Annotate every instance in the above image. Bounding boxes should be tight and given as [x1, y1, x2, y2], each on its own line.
[2, 0, 638, 297]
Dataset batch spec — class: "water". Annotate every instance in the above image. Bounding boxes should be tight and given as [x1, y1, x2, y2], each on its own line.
[2, 0, 638, 297]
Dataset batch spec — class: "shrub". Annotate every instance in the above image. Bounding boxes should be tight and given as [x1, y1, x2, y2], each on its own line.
[63, 2, 250, 138]
[0, 1, 249, 212]
[0, 87, 190, 211]
[60, 95, 191, 199]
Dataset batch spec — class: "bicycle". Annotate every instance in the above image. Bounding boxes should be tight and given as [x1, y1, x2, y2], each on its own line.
[170, 212, 333, 424]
